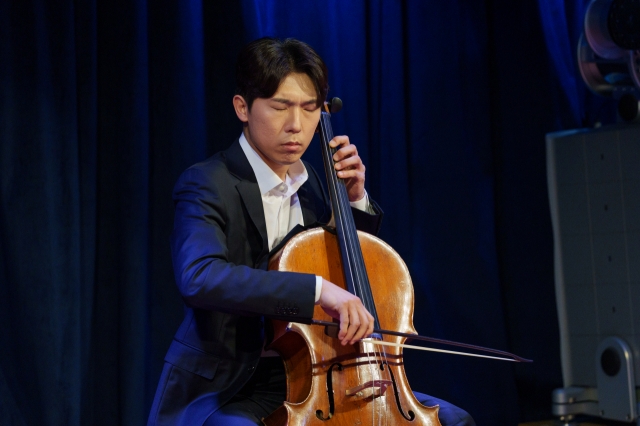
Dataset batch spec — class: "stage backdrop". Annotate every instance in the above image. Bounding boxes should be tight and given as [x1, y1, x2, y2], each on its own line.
[0, 0, 617, 425]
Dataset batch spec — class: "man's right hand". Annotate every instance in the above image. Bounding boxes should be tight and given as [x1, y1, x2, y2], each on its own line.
[316, 279, 375, 346]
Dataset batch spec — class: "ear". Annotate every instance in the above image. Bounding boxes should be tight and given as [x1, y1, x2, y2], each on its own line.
[233, 95, 249, 122]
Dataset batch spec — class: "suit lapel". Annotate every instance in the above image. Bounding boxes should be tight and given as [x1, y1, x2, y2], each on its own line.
[224, 140, 269, 256]
[298, 163, 331, 227]
[236, 181, 269, 253]
[297, 183, 320, 227]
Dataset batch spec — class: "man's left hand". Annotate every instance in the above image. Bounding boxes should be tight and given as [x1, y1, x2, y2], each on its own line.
[329, 135, 366, 202]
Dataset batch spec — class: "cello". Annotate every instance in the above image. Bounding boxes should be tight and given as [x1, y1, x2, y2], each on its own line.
[263, 98, 526, 425]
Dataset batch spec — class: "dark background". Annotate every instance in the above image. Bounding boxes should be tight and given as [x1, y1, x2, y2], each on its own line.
[0, 1, 619, 425]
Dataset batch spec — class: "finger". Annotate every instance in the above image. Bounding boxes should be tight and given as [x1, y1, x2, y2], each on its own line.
[366, 311, 375, 337]
[338, 305, 350, 341]
[334, 155, 363, 172]
[337, 163, 365, 181]
[332, 144, 357, 161]
[342, 303, 361, 345]
[338, 170, 365, 182]
[329, 135, 349, 148]
[349, 307, 371, 344]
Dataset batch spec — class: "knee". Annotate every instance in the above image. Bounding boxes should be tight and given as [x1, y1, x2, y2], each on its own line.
[413, 391, 476, 426]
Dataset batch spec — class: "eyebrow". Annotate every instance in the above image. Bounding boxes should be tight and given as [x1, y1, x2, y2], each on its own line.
[271, 98, 318, 107]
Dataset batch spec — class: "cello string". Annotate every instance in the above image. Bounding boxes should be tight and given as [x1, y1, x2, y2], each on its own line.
[344, 225, 388, 426]
[321, 106, 396, 424]
[321, 114, 356, 297]
[321, 111, 384, 423]
[334, 168, 378, 322]
[320, 113, 372, 420]
[323, 115, 382, 423]
[322, 109, 379, 329]
[359, 340, 376, 425]
[332, 141, 389, 426]
[320, 110, 360, 298]
[323, 115, 374, 326]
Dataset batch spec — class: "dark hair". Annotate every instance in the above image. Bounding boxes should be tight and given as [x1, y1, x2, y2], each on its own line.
[235, 37, 329, 110]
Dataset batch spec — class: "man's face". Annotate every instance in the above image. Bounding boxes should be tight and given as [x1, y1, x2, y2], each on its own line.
[234, 73, 321, 179]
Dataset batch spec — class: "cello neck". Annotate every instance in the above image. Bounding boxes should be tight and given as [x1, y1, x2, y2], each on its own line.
[317, 100, 381, 330]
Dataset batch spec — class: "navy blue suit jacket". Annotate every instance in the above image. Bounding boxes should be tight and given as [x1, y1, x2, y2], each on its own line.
[147, 140, 382, 426]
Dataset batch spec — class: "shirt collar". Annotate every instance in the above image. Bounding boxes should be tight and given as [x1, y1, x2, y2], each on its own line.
[239, 132, 308, 195]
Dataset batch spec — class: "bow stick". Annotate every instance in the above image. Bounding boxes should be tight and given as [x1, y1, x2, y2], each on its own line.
[310, 319, 532, 363]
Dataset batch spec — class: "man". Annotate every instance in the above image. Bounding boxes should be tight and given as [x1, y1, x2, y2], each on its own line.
[148, 37, 475, 426]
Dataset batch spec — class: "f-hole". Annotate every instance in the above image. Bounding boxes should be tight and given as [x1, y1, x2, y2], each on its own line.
[316, 363, 343, 421]
[381, 361, 415, 421]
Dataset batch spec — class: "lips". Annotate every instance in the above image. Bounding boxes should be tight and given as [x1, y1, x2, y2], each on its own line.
[282, 142, 302, 152]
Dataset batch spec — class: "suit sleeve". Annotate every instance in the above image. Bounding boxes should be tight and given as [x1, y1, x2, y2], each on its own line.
[170, 166, 317, 321]
[352, 197, 383, 236]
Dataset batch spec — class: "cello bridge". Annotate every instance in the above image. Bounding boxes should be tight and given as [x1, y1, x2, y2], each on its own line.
[345, 380, 392, 397]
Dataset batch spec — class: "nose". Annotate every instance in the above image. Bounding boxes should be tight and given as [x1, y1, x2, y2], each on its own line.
[285, 107, 302, 133]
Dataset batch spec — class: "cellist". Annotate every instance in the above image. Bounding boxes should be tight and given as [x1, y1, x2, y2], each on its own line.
[147, 37, 475, 426]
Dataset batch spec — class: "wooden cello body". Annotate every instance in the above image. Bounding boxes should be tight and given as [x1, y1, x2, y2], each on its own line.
[263, 99, 441, 425]
[264, 229, 440, 425]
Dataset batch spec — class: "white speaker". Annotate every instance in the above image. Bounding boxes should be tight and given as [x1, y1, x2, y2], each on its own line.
[547, 123, 640, 423]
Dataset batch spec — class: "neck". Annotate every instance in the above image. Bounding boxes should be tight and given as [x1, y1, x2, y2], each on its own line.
[274, 166, 288, 181]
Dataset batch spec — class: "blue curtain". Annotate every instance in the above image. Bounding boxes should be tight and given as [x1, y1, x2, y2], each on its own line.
[0, 0, 617, 424]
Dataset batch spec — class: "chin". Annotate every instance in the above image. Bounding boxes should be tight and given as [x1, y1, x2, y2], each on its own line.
[280, 158, 300, 166]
